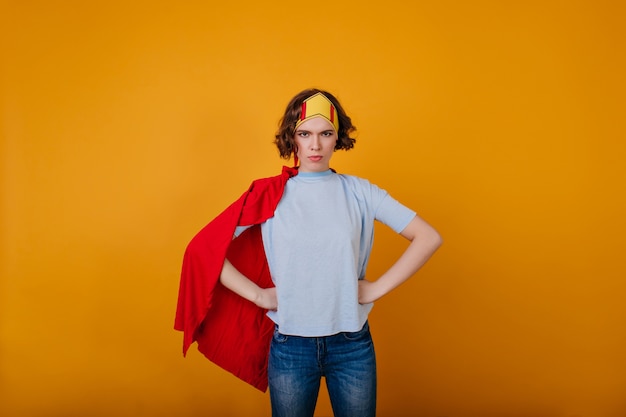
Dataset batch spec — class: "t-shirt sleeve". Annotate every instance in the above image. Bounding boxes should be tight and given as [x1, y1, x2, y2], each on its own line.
[371, 185, 416, 233]
[233, 225, 252, 238]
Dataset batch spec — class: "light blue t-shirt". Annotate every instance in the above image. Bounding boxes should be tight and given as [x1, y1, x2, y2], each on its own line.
[236, 169, 416, 337]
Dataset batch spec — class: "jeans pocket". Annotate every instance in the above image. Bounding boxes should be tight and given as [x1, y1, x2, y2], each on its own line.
[342, 321, 370, 341]
[273, 327, 289, 343]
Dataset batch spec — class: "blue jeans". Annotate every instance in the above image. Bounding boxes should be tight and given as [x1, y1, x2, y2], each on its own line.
[268, 321, 377, 417]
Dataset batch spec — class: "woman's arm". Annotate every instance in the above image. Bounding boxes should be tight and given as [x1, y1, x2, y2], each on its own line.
[220, 258, 278, 310]
[358, 215, 442, 304]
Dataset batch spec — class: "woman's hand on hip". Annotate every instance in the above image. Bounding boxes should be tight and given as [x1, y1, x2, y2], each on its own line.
[358, 279, 382, 304]
[255, 287, 278, 311]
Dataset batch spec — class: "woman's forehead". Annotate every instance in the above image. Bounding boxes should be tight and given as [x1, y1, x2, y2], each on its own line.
[295, 117, 335, 132]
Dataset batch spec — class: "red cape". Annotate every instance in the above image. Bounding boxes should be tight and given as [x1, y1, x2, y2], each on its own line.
[174, 166, 298, 391]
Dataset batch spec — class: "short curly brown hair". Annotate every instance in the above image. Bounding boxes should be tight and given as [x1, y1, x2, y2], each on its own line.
[274, 88, 356, 159]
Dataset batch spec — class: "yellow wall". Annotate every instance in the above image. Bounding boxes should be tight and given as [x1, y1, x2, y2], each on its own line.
[1, 1, 624, 416]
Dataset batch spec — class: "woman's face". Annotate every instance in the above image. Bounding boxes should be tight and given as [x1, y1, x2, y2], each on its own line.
[294, 117, 337, 173]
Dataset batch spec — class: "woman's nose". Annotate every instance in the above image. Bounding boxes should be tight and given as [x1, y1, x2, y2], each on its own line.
[310, 136, 321, 150]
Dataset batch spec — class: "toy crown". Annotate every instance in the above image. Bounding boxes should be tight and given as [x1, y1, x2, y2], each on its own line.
[294, 92, 339, 132]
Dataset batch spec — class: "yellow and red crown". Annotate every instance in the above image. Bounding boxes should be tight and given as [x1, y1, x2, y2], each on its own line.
[295, 92, 339, 131]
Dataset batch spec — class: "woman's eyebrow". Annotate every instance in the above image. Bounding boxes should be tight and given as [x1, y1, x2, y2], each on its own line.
[296, 129, 334, 133]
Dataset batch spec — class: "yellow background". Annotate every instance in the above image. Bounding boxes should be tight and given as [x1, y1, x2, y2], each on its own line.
[1, 1, 625, 416]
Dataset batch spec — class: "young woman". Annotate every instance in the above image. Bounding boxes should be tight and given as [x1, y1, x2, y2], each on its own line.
[218, 89, 442, 417]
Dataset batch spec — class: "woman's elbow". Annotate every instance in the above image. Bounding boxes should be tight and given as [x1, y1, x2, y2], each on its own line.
[428, 227, 443, 251]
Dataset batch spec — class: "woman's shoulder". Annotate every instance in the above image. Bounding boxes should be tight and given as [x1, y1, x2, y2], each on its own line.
[336, 172, 376, 189]
[335, 173, 388, 201]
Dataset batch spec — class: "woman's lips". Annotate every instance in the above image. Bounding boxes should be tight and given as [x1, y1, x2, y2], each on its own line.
[308, 156, 323, 162]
